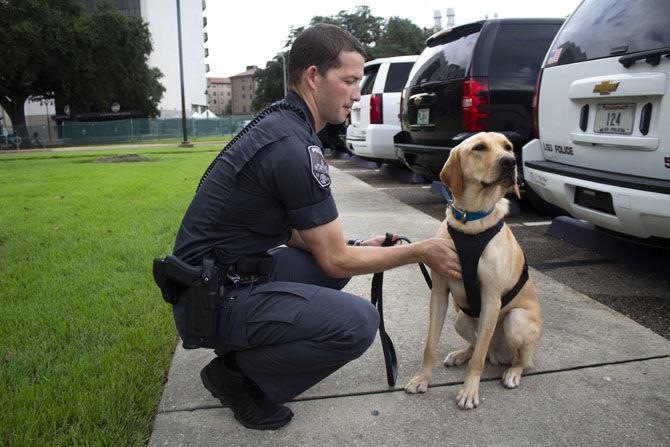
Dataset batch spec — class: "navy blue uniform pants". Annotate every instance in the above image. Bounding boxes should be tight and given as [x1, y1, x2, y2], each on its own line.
[210, 246, 379, 403]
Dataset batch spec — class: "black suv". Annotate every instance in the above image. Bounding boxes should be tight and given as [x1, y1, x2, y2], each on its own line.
[395, 18, 563, 181]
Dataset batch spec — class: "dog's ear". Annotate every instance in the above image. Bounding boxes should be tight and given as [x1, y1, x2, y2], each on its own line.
[440, 148, 463, 198]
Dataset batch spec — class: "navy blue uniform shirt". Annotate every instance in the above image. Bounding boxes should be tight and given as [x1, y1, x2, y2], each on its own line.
[173, 91, 338, 265]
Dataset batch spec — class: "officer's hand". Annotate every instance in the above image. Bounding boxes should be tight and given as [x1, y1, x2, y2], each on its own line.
[361, 234, 402, 247]
[416, 237, 462, 280]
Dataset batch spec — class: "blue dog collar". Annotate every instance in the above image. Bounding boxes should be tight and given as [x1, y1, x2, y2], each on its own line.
[440, 184, 494, 223]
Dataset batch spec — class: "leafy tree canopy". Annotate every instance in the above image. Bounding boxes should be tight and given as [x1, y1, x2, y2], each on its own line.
[253, 6, 432, 111]
[0, 0, 164, 135]
[251, 54, 285, 112]
[371, 17, 434, 59]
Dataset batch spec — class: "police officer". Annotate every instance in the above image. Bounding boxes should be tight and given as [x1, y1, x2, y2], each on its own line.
[171, 23, 461, 430]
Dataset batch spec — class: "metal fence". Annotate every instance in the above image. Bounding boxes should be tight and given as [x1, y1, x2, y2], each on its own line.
[0, 116, 252, 150]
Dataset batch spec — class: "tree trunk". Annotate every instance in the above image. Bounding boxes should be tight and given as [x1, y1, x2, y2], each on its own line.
[0, 94, 29, 141]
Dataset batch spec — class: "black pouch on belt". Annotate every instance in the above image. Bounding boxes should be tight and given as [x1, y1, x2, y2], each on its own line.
[182, 258, 225, 349]
[234, 253, 273, 284]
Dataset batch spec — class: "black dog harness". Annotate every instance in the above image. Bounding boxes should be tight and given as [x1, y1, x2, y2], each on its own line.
[447, 220, 529, 318]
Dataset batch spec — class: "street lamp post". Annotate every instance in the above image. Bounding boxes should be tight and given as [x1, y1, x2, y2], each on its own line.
[176, 0, 192, 147]
[279, 52, 287, 97]
[43, 100, 52, 143]
[278, 47, 290, 98]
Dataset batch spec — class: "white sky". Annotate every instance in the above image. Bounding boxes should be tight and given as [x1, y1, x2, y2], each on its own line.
[205, 0, 583, 78]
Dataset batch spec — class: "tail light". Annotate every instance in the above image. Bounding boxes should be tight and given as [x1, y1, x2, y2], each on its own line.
[462, 77, 489, 132]
[531, 68, 543, 138]
[370, 93, 383, 124]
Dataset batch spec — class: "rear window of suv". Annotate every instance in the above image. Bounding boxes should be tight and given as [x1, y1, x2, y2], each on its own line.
[360, 65, 379, 95]
[384, 62, 414, 92]
[407, 24, 482, 86]
[489, 23, 562, 77]
[546, 0, 670, 67]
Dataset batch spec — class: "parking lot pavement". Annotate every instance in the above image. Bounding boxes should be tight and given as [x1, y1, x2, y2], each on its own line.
[327, 156, 670, 341]
[149, 163, 670, 446]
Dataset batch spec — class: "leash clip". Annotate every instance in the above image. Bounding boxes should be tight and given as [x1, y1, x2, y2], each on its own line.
[226, 268, 241, 285]
[441, 184, 465, 222]
[226, 268, 260, 286]
[240, 274, 259, 284]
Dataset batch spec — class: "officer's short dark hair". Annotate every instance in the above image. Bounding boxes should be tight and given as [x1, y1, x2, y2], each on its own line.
[288, 23, 366, 89]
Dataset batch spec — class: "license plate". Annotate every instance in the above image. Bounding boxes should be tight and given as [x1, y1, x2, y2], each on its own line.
[594, 103, 635, 135]
[417, 108, 430, 126]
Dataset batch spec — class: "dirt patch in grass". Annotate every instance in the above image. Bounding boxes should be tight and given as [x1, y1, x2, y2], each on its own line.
[93, 153, 152, 163]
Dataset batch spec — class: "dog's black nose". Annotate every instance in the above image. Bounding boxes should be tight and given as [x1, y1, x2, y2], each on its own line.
[499, 156, 516, 173]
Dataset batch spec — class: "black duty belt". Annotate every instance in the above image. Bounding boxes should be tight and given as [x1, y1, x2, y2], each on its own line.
[371, 233, 432, 386]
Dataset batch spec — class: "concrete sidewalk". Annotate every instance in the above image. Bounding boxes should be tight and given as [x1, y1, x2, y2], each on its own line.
[148, 166, 670, 446]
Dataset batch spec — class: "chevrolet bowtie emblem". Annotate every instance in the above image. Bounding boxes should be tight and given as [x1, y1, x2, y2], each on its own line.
[593, 80, 620, 95]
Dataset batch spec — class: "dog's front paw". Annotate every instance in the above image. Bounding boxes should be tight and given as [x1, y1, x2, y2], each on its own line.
[502, 366, 523, 388]
[444, 347, 473, 367]
[405, 374, 431, 394]
[456, 378, 480, 410]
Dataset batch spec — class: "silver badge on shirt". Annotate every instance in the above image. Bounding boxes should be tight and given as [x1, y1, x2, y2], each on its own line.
[307, 145, 331, 188]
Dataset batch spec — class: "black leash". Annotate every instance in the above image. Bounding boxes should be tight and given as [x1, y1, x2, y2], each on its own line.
[370, 233, 432, 386]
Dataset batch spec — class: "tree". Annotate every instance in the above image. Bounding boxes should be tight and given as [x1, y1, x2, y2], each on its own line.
[0, 0, 80, 136]
[0, 0, 164, 137]
[253, 7, 430, 109]
[285, 6, 384, 56]
[336, 6, 384, 49]
[251, 54, 285, 112]
[369, 17, 433, 59]
[56, 1, 165, 119]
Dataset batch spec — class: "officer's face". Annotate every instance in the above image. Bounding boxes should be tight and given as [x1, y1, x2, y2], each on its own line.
[313, 51, 364, 126]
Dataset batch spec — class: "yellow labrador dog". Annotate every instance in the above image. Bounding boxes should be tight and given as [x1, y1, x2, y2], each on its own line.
[405, 132, 542, 410]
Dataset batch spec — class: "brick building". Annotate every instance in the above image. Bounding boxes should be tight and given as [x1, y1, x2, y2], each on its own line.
[206, 77, 231, 115]
[230, 66, 258, 115]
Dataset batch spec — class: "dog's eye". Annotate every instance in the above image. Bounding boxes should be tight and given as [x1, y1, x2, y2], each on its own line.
[473, 144, 486, 152]
[504, 144, 513, 152]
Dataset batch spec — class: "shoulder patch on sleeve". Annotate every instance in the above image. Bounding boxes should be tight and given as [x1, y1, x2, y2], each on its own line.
[307, 145, 331, 188]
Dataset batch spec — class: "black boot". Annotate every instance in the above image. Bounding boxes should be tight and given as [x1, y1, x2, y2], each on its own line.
[243, 376, 294, 417]
[211, 352, 293, 417]
[201, 356, 293, 430]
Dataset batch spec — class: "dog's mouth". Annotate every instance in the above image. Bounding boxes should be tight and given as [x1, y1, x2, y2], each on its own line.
[481, 171, 516, 188]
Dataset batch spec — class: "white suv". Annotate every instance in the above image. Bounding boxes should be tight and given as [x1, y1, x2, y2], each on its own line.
[522, 0, 670, 240]
[346, 55, 417, 164]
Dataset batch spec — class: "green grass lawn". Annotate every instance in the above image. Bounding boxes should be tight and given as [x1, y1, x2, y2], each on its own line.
[61, 134, 233, 148]
[0, 146, 221, 445]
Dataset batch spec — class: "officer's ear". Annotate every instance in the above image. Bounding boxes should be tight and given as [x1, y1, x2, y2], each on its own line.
[304, 65, 321, 90]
